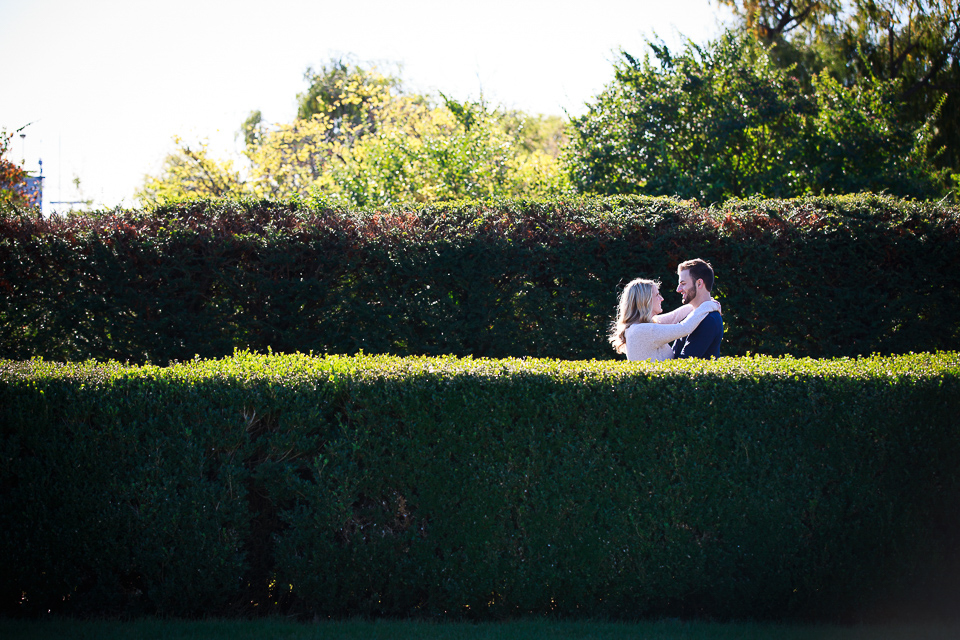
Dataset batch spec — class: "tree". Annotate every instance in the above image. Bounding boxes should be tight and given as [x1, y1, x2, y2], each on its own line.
[1, 126, 39, 210]
[567, 33, 812, 202]
[241, 110, 265, 148]
[840, 1, 960, 171]
[566, 30, 945, 202]
[140, 61, 571, 207]
[718, 0, 843, 40]
[295, 57, 400, 143]
[718, 0, 960, 174]
[719, 0, 959, 90]
[137, 136, 246, 205]
[240, 92, 570, 206]
[322, 95, 570, 206]
[809, 68, 945, 194]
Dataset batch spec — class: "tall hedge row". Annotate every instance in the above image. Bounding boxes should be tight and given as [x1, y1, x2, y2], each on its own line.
[1, 194, 958, 364]
[3, 351, 959, 620]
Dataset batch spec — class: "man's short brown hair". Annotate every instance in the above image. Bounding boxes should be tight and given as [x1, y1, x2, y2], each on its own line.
[678, 258, 715, 292]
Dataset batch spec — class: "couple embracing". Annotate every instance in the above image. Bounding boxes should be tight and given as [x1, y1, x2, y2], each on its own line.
[609, 258, 723, 362]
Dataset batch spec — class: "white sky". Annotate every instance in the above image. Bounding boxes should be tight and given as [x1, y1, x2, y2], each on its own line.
[1, 0, 728, 212]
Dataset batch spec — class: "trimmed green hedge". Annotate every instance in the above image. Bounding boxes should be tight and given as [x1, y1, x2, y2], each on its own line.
[1, 194, 959, 364]
[2, 351, 958, 620]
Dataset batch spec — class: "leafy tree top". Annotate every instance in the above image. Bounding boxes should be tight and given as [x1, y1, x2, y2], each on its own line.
[0, 126, 38, 211]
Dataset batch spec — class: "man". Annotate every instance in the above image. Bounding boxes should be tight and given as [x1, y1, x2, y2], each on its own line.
[672, 258, 723, 359]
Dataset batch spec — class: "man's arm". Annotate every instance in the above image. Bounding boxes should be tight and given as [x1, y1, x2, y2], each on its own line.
[674, 312, 722, 359]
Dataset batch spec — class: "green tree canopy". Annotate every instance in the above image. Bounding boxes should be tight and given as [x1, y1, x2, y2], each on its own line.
[566, 30, 945, 203]
[718, 0, 960, 174]
[139, 61, 571, 207]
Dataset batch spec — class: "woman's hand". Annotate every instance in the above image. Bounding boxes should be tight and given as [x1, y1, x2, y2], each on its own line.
[703, 299, 722, 314]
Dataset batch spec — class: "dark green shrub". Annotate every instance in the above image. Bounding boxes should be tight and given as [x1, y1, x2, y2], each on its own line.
[1, 195, 958, 364]
[2, 351, 958, 620]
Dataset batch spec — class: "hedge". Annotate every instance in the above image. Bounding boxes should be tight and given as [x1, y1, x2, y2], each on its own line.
[3, 351, 959, 620]
[1, 194, 958, 364]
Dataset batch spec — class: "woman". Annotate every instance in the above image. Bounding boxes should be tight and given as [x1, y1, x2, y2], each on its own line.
[609, 278, 721, 361]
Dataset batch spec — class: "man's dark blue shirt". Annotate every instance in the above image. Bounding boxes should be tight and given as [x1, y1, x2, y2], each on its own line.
[672, 310, 723, 359]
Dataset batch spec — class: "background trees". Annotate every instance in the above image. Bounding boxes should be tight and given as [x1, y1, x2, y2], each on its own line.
[138, 60, 571, 208]
[565, 34, 813, 202]
[1, 127, 39, 210]
[717, 0, 960, 175]
[138, 137, 246, 203]
[139, 4, 959, 207]
[566, 27, 948, 203]
[295, 59, 400, 131]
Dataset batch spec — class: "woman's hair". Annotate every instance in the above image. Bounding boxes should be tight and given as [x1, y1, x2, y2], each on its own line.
[609, 278, 660, 354]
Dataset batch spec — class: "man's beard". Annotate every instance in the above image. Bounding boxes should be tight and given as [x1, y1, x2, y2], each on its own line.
[681, 285, 696, 305]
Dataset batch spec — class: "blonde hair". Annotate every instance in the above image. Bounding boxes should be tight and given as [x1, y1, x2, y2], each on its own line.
[609, 278, 660, 354]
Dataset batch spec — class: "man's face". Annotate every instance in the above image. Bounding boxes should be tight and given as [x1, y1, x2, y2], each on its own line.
[677, 269, 698, 305]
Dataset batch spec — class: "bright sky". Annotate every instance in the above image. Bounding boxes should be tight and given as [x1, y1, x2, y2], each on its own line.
[1, 0, 728, 212]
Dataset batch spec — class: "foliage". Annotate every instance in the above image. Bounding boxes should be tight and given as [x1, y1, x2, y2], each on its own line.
[315, 95, 570, 206]
[717, 0, 960, 179]
[808, 68, 944, 193]
[295, 57, 401, 131]
[566, 34, 814, 202]
[245, 87, 571, 205]
[0, 127, 39, 210]
[566, 31, 946, 202]
[137, 136, 247, 204]
[1, 195, 958, 365]
[241, 109, 265, 148]
[3, 350, 959, 620]
[716, 0, 844, 41]
[139, 63, 571, 208]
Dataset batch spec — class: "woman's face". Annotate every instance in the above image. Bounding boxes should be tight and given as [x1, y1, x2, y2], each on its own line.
[651, 286, 664, 316]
